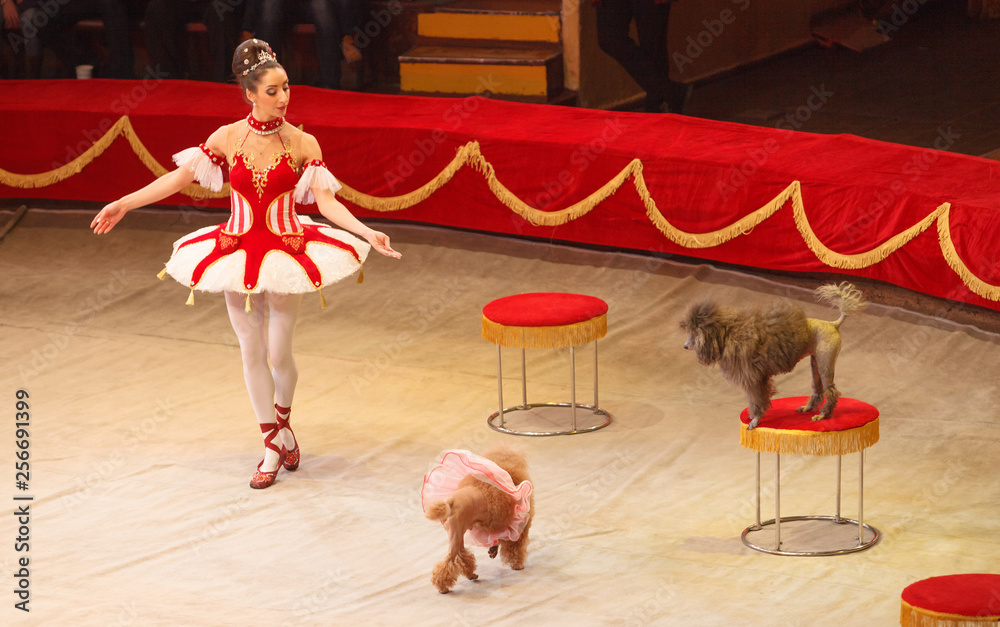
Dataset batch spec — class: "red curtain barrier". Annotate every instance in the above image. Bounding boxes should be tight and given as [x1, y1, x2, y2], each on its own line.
[2, 79, 1000, 310]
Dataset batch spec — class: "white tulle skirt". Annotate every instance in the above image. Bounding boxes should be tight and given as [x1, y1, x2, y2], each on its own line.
[164, 216, 370, 294]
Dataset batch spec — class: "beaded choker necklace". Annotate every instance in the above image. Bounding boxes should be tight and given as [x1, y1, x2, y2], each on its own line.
[247, 113, 284, 136]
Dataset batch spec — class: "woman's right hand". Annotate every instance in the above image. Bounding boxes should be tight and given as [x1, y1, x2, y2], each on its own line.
[91, 200, 127, 234]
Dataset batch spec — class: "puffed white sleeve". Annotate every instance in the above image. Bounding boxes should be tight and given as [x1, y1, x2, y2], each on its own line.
[172, 143, 225, 192]
[294, 159, 342, 205]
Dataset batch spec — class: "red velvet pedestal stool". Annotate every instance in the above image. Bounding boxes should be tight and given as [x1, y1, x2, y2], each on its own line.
[901, 574, 1000, 626]
[481, 293, 611, 436]
[739, 397, 881, 556]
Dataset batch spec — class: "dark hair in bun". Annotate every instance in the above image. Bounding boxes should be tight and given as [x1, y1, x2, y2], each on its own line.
[232, 39, 283, 103]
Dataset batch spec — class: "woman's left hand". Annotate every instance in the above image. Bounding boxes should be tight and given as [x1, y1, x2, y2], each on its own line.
[2, 1, 20, 30]
[366, 230, 401, 258]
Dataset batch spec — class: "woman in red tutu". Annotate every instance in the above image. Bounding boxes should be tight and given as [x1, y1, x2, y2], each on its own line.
[91, 39, 400, 489]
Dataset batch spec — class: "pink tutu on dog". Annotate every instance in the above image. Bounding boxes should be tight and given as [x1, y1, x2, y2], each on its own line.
[421, 449, 533, 547]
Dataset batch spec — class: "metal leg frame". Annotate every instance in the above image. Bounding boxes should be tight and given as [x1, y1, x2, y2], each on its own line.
[487, 341, 612, 437]
[741, 450, 880, 556]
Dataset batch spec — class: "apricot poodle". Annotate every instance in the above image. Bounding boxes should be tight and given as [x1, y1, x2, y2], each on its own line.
[422, 444, 534, 594]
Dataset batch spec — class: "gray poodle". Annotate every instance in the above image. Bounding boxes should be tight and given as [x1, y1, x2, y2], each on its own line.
[681, 283, 866, 429]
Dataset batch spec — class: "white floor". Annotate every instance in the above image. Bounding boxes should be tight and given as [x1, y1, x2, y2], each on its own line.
[1, 208, 998, 625]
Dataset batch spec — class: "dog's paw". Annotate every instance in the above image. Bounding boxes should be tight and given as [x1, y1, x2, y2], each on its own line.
[488, 545, 498, 559]
[810, 414, 827, 421]
[467, 572, 478, 581]
[747, 417, 760, 430]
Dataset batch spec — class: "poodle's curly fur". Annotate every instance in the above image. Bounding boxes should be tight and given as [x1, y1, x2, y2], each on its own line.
[681, 283, 866, 429]
[425, 444, 533, 594]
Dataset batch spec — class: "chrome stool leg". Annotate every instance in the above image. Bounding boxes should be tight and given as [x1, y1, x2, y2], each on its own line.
[858, 451, 865, 545]
[754, 452, 762, 530]
[775, 454, 781, 550]
[520, 348, 527, 408]
[593, 340, 599, 408]
[570, 345, 577, 432]
[836, 455, 842, 522]
[496, 345, 504, 429]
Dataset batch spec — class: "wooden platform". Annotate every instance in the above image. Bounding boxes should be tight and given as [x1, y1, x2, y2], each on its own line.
[399, 0, 569, 103]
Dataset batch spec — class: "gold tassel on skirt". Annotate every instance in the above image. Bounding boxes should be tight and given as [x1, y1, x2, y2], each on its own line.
[356, 265, 364, 284]
[244, 293, 252, 313]
[319, 290, 327, 309]
[157, 267, 167, 280]
[185, 290, 194, 306]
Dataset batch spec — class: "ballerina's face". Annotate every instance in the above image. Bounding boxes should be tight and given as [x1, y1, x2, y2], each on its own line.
[249, 67, 290, 120]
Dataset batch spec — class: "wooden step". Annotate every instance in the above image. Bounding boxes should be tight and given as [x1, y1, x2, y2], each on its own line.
[414, 35, 561, 51]
[419, 0, 561, 44]
[400, 45, 563, 99]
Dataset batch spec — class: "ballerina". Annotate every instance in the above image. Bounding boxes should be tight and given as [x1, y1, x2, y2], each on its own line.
[91, 38, 401, 488]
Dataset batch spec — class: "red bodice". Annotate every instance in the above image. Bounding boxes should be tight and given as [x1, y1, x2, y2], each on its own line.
[172, 138, 360, 293]
[224, 139, 304, 239]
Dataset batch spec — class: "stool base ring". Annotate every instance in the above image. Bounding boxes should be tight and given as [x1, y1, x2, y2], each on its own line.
[741, 515, 881, 556]
[487, 403, 612, 437]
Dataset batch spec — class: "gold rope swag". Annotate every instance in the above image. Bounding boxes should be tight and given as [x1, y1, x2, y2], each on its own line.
[3, 118, 999, 299]
[0, 116, 228, 200]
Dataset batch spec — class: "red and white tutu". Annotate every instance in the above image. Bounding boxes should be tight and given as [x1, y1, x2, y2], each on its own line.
[421, 449, 533, 546]
[162, 142, 369, 298]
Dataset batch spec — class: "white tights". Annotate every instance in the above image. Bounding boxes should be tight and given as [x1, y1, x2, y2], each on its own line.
[225, 291, 303, 472]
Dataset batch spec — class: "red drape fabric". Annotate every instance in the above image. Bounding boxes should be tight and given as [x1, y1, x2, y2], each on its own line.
[3, 80, 1000, 310]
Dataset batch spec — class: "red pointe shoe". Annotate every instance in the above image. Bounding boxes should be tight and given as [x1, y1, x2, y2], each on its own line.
[250, 421, 286, 489]
[275, 403, 300, 471]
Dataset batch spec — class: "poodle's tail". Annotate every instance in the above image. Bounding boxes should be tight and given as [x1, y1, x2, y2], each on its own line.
[815, 282, 867, 327]
[426, 499, 453, 523]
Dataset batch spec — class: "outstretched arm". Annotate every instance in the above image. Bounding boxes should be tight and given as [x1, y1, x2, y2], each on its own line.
[301, 134, 401, 259]
[91, 125, 229, 234]
[91, 167, 197, 234]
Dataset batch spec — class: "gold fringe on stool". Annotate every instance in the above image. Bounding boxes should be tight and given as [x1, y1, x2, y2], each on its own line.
[481, 313, 607, 349]
[901, 600, 1000, 627]
[740, 418, 880, 456]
